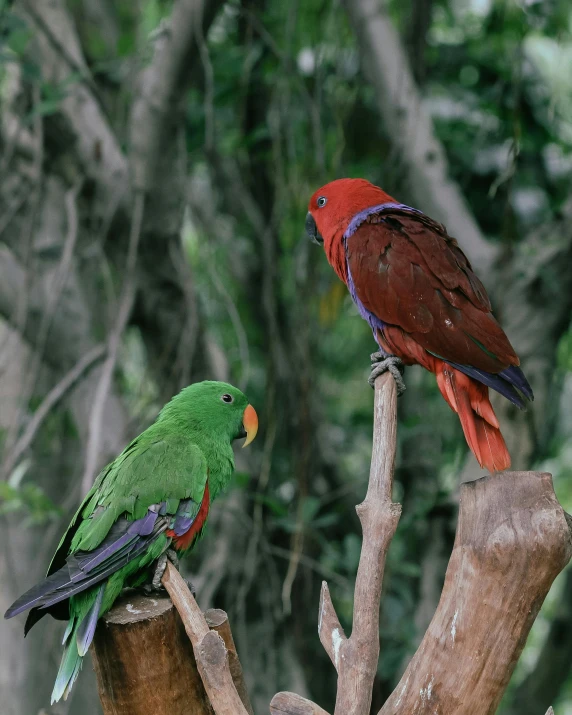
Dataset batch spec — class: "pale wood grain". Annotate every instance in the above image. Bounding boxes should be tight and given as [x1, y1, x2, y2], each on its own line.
[318, 372, 402, 715]
[270, 691, 331, 715]
[204, 608, 254, 715]
[162, 562, 250, 715]
[379, 471, 572, 714]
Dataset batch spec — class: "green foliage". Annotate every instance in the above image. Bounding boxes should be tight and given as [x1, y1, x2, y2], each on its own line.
[0, 462, 62, 526]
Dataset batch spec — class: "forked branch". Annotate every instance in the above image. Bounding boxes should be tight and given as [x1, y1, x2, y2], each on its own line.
[162, 562, 250, 715]
[273, 371, 401, 715]
[270, 374, 572, 715]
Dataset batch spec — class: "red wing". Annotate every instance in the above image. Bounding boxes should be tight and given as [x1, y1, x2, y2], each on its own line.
[345, 212, 519, 372]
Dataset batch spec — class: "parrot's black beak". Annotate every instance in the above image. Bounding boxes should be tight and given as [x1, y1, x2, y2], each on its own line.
[305, 212, 323, 246]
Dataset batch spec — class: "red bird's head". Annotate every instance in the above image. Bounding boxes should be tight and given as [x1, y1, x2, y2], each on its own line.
[306, 178, 396, 281]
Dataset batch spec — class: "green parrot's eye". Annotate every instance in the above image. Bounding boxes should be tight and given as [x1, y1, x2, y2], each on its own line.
[221, 394, 234, 403]
[317, 196, 327, 208]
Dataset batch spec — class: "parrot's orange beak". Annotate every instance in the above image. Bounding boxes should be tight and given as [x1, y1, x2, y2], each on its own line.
[242, 404, 258, 448]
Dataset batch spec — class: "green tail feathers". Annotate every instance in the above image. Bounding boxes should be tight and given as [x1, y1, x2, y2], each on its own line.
[51, 628, 83, 704]
[51, 584, 105, 704]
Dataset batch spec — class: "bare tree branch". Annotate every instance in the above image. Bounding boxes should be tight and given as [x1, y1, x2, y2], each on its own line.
[17, 0, 128, 204]
[1, 344, 105, 479]
[81, 193, 144, 493]
[270, 692, 331, 715]
[343, 0, 496, 273]
[130, 0, 225, 193]
[162, 562, 250, 715]
[204, 608, 255, 715]
[319, 372, 401, 715]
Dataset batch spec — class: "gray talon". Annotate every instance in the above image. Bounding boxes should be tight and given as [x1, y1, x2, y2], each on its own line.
[166, 548, 179, 570]
[150, 548, 181, 590]
[151, 553, 168, 590]
[368, 354, 406, 395]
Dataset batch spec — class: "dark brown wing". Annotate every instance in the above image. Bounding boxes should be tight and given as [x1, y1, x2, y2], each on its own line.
[345, 211, 519, 372]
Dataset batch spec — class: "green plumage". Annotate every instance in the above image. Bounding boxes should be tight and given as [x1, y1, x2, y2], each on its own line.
[4, 381, 255, 704]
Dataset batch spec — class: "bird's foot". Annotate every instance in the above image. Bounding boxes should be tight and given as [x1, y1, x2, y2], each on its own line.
[144, 550, 196, 596]
[147, 548, 180, 591]
[369, 352, 406, 395]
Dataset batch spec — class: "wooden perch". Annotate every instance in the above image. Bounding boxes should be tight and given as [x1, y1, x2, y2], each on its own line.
[271, 372, 572, 715]
[204, 608, 254, 715]
[320, 372, 401, 715]
[379, 470, 572, 714]
[91, 567, 252, 715]
[161, 562, 250, 715]
[91, 590, 213, 714]
[270, 691, 330, 715]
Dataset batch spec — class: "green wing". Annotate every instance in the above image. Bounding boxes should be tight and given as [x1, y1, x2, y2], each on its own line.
[48, 434, 208, 574]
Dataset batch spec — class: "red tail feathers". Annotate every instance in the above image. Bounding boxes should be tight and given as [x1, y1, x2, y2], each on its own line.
[435, 362, 510, 473]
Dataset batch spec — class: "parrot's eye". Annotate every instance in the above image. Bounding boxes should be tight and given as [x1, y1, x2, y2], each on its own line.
[317, 196, 327, 208]
[221, 394, 234, 404]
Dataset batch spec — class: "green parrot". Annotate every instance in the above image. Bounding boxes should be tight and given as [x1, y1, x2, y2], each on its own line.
[4, 380, 258, 704]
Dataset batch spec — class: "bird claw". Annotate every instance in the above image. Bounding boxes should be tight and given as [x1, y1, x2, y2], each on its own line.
[149, 548, 180, 591]
[368, 353, 406, 395]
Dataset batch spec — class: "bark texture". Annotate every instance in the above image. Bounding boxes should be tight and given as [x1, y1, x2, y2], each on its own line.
[318, 373, 401, 715]
[91, 590, 213, 715]
[379, 471, 572, 714]
[204, 608, 254, 715]
[161, 562, 250, 715]
[270, 691, 331, 715]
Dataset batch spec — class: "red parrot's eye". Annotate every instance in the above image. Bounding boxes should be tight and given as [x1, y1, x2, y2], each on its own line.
[221, 394, 234, 403]
[317, 196, 327, 208]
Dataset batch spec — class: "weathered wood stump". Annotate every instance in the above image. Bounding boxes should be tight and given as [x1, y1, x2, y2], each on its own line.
[379, 470, 572, 715]
[91, 590, 212, 715]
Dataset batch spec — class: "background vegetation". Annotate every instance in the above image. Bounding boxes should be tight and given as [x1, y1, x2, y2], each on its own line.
[1, 0, 571, 712]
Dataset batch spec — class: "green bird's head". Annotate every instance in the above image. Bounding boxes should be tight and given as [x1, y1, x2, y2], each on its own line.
[156, 381, 258, 447]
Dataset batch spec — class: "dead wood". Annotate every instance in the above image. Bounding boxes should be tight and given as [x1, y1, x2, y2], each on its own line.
[269, 691, 331, 715]
[204, 608, 254, 715]
[319, 371, 401, 715]
[271, 372, 572, 715]
[91, 590, 213, 715]
[91, 577, 254, 715]
[162, 562, 250, 715]
[379, 470, 572, 714]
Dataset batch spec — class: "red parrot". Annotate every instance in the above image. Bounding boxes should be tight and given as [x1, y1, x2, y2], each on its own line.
[306, 178, 533, 473]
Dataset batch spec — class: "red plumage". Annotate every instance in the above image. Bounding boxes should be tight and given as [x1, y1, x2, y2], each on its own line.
[308, 178, 533, 473]
[166, 482, 210, 552]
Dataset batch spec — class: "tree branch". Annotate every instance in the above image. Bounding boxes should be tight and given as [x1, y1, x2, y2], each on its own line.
[80, 192, 145, 493]
[17, 0, 128, 204]
[161, 562, 250, 715]
[270, 692, 331, 715]
[1, 344, 105, 479]
[130, 0, 225, 193]
[343, 0, 496, 273]
[316, 372, 401, 715]
[204, 608, 254, 715]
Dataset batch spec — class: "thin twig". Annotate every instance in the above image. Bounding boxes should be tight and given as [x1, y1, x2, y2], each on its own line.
[80, 193, 144, 494]
[1, 345, 105, 479]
